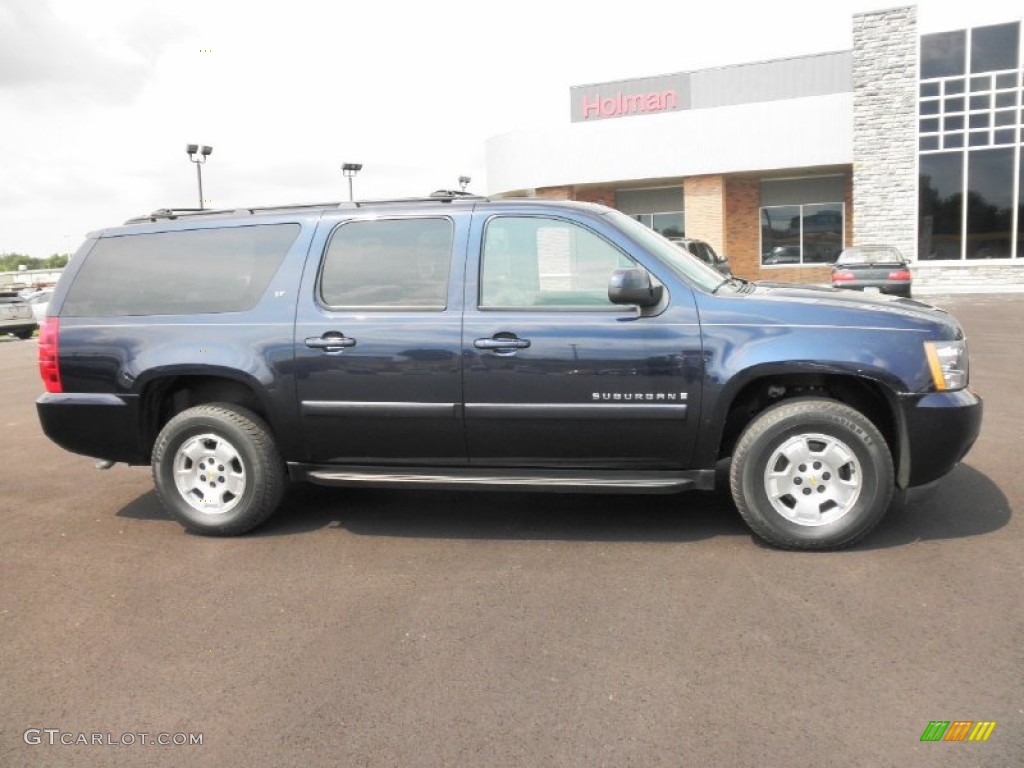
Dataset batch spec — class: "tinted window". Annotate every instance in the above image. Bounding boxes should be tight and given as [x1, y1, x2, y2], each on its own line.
[62, 224, 299, 317]
[919, 153, 964, 260]
[966, 148, 1014, 259]
[480, 217, 631, 309]
[921, 30, 966, 79]
[971, 23, 1020, 74]
[319, 218, 453, 309]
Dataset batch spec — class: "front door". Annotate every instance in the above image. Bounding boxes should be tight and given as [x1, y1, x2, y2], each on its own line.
[294, 212, 468, 465]
[461, 211, 703, 469]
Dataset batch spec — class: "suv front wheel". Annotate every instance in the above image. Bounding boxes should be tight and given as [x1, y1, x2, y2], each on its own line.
[152, 403, 286, 536]
[729, 398, 894, 550]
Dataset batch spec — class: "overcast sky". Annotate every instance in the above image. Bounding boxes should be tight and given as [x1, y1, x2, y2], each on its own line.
[1, 0, 1021, 257]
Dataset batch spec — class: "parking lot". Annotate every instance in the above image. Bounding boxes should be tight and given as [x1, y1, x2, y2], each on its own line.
[1, 293, 1021, 767]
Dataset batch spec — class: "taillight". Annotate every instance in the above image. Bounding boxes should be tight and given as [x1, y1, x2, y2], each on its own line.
[832, 270, 856, 282]
[888, 270, 912, 281]
[38, 317, 62, 393]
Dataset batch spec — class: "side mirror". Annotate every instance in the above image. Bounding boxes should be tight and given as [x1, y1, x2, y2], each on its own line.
[609, 267, 663, 308]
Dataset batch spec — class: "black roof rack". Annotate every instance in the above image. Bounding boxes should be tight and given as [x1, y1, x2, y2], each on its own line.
[125, 193, 490, 224]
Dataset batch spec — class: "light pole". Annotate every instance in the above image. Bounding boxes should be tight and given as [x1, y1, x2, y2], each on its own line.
[186, 144, 213, 209]
[342, 163, 362, 202]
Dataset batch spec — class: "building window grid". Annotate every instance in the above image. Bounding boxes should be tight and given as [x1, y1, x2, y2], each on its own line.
[919, 35, 1022, 261]
[919, 69, 1022, 153]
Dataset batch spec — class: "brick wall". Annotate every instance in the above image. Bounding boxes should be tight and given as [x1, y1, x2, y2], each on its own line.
[724, 178, 760, 280]
[574, 187, 616, 207]
[534, 186, 573, 200]
[683, 176, 725, 255]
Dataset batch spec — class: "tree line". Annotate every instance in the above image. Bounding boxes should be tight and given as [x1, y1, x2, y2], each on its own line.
[0, 253, 70, 272]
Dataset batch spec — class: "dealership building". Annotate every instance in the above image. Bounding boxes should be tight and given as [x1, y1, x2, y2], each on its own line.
[485, 5, 1024, 289]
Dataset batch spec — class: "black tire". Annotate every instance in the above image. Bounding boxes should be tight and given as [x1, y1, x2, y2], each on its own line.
[14, 328, 35, 339]
[729, 398, 894, 550]
[152, 403, 286, 536]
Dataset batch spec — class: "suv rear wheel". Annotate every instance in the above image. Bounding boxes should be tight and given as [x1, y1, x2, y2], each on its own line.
[152, 403, 286, 536]
[729, 398, 894, 550]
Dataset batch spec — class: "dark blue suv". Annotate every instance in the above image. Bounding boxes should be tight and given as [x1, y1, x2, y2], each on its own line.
[36, 195, 982, 549]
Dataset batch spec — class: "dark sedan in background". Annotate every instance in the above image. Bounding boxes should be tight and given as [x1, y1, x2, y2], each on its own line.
[831, 245, 912, 298]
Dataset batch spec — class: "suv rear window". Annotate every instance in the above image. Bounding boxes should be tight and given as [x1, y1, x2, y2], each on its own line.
[61, 224, 300, 317]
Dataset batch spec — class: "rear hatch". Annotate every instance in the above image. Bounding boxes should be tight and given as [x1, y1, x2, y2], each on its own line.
[0, 292, 33, 320]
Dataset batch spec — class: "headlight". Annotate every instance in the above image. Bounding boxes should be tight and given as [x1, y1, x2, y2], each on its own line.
[924, 340, 968, 391]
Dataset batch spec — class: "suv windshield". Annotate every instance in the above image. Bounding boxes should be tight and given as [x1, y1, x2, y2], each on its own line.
[604, 210, 727, 293]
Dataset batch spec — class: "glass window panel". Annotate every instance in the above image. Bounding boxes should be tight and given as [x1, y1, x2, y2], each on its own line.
[321, 218, 453, 308]
[920, 82, 940, 97]
[966, 148, 1014, 259]
[970, 22, 1020, 74]
[801, 204, 843, 264]
[994, 92, 1016, 108]
[994, 110, 1015, 126]
[920, 100, 940, 115]
[945, 78, 966, 95]
[761, 206, 801, 265]
[480, 217, 631, 309]
[969, 94, 990, 110]
[651, 212, 684, 239]
[921, 30, 966, 78]
[920, 117, 940, 132]
[1018, 151, 1024, 259]
[969, 113, 990, 128]
[920, 136, 940, 151]
[968, 131, 990, 147]
[995, 73, 1018, 89]
[919, 153, 964, 260]
[944, 97, 965, 113]
[61, 224, 300, 317]
[944, 115, 964, 131]
[970, 76, 990, 92]
[993, 129, 1016, 145]
[944, 133, 964, 148]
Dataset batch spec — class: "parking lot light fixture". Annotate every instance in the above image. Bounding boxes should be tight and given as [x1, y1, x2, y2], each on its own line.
[186, 144, 214, 209]
[342, 163, 363, 202]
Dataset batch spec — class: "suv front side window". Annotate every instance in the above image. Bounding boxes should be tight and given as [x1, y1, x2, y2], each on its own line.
[480, 216, 632, 310]
[320, 217, 453, 310]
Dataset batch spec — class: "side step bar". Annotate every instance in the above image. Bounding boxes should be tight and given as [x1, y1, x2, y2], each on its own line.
[289, 464, 715, 494]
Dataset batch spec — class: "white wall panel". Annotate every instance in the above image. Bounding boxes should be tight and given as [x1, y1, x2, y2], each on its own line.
[486, 93, 853, 195]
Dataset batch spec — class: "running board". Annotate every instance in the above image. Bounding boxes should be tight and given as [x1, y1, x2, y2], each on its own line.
[290, 465, 715, 494]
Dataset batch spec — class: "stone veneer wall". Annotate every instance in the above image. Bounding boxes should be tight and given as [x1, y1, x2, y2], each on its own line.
[852, 5, 918, 258]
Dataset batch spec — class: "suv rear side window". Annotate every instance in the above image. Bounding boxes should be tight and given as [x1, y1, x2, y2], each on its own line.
[480, 216, 632, 309]
[61, 224, 300, 317]
[319, 218, 453, 310]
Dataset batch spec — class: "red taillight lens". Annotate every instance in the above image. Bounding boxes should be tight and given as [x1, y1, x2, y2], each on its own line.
[832, 270, 856, 282]
[888, 270, 912, 281]
[38, 317, 62, 393]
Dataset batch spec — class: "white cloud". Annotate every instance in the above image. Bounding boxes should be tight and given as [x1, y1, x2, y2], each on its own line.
[1, 0, 1021, 256]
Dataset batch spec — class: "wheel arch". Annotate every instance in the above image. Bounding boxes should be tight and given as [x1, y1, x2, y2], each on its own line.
[704, 366, 909, 488]
[138, 372, 282, 461]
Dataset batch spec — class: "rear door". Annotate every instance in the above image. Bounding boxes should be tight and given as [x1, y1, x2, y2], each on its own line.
[293, 210, 469, 465]
[461, 209, 704, 469]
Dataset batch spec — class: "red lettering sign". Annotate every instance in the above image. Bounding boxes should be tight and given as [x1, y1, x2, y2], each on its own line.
[580, 90, 677, 120]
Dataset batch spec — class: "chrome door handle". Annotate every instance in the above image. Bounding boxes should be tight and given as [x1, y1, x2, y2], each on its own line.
[474, 337, 531, 350]
[305, 334, 357, 353]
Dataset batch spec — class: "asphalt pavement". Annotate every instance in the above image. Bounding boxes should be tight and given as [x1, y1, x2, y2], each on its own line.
[1, 293, 1021, 767]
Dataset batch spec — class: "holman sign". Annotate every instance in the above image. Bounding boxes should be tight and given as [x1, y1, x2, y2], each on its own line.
[570, 72, 690, 122]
